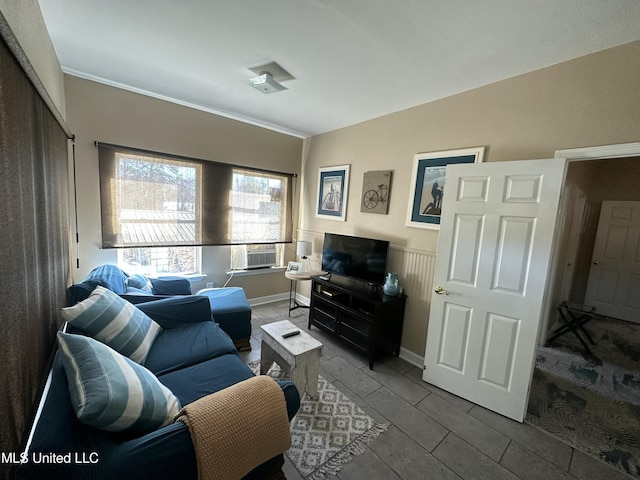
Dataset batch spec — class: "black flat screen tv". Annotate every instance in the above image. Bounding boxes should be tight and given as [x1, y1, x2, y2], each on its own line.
[321, 233, 390, 285]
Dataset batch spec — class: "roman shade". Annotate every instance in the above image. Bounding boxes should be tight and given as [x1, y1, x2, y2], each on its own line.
[97, 142, 294, 248]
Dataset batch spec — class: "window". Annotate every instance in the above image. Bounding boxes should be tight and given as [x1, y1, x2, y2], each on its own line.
[104, 151, 199, 247]
[230, 169, 289, 244]
[118, 247, 199, 275]
[98, 142, 294, 250]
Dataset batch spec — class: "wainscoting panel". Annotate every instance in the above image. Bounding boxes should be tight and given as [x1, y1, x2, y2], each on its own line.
[388, 246, 437, 358]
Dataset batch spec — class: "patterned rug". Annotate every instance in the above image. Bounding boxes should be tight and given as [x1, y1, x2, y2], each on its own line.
[546, 312, 640, 371]
[249, 362, 388, 479]
[527, 318, 640, 478]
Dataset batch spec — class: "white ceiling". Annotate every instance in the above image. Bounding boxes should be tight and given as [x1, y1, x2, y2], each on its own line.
[38, 0, 640, 138]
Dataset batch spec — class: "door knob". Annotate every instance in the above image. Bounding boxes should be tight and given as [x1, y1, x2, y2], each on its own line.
[434, 286, 449, 295]
[593, 261, 599, 265]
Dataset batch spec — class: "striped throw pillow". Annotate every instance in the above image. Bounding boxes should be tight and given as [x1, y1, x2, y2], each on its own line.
[126, 274, 153, 294]
[62, 285, 161, 365]
[57, 332, 180, 434]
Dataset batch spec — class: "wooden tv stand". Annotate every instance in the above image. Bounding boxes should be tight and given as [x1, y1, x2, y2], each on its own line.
[308, 275, 406, 369]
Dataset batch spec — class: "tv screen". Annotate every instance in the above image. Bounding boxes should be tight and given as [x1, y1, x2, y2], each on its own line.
[321, 233, 389, 285]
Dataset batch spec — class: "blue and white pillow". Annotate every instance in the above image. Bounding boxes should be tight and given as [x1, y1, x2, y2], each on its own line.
[61, 285, 161, 365]
[57, 332, 180, 434]
[126, 274, 153, 294]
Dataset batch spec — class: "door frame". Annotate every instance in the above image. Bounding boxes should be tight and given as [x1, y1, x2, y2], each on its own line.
[540, 143, 640, 342]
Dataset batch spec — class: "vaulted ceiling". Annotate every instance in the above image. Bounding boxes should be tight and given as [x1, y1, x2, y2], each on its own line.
[38, 0, 640, 138]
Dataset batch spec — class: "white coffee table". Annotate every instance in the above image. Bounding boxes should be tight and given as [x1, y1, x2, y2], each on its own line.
[260, 320, 323, 399]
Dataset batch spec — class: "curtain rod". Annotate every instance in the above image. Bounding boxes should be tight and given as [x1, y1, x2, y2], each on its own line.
[94, 141, 298, 178]
[0, 11, 74, 140]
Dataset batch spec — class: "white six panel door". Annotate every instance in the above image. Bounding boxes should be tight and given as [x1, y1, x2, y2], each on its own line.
[423, 158, 567, 422]
[584, 201, 640, 323]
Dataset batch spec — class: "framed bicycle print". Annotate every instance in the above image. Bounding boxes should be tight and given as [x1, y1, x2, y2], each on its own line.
[405, 147, 484, 230]
[361, 170, 392, 214]
[316, 165, 350, 221]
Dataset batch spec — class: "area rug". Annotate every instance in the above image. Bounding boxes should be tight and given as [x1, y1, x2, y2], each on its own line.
[547, 312, 640, 371]
[527, 347, 640, 477]
[249, 362, 388, 479]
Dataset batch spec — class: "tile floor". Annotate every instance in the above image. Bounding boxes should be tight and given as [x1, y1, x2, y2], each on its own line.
[240, 301, 632, 480]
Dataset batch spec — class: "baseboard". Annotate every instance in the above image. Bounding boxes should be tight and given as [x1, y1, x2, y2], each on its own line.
[399, 347, 424, 368]
[248, 292, 289, 306]
[294, 293, 310, 307]
[248, 292, 310, 307]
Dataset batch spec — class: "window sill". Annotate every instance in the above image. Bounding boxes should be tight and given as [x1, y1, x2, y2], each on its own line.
[227, 266, 287, 277]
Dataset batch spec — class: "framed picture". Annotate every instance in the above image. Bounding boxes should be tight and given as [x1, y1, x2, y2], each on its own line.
[286, 261, 302, 273]
[316, 165, 350, 221]
[361, 170, 392, 214]
[406, 147, 485, 229]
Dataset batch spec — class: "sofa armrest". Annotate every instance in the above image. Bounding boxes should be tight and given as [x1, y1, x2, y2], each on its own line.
[176, 376, 293, 480]
[136, 296, 214, 328]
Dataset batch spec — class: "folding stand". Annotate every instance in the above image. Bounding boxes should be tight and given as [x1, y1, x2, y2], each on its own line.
[547, 301, 595, 355]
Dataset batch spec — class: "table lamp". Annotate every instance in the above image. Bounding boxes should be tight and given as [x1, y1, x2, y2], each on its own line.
[296, 240, 312, 273]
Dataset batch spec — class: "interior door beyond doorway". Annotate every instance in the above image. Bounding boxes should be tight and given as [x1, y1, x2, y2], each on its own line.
[423, 158, 566, 422]
[584, 201, 640, 323]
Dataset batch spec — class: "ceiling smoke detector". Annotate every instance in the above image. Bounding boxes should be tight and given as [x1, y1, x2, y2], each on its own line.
[245, 61, 294, 94]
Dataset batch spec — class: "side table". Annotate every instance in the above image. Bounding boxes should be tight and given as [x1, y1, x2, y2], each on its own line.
[260, 320, 323, 399]
[285, 270, 320, 316]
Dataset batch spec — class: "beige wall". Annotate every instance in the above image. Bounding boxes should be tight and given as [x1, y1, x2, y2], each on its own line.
[16, 8, 639, 356]
[299, 40, 640, 358]
[65, 75, 303, 299]
[0, 0, 66, 116]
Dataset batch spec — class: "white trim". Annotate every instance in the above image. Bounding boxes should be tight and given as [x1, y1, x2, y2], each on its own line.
[22, 368, 53, 456]
[399, 347, 424, 368]
[226, 266, 287, 277]
[295, 293, 310, 307]
[22, 322, 68, 455]
[248, 292, 289, 306]
[63, 69, 308, 139]
[555, 142, 640, 160]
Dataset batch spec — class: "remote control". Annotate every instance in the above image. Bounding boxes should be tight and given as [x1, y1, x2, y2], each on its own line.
[282, 330, 300, 338]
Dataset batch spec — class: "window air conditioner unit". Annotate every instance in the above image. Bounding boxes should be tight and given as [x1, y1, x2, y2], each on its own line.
[242, 245, 277, 269]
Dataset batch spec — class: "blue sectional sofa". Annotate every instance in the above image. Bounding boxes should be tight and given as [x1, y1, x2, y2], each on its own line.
[15, 294, 300, 480]
[67, 265, 253, 350]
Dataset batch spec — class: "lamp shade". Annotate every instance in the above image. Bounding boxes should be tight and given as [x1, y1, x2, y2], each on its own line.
[296, 240, 312, 257]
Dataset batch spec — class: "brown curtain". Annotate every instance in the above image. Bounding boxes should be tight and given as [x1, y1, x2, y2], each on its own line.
[0, 32, 70, 478]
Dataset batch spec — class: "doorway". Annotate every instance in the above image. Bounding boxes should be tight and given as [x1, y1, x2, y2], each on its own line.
[552, 146, 640, 320]
[525, 144, 640, 476]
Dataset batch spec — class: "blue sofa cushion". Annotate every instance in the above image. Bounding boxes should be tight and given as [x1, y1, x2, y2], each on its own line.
[144, 321, 236, 376]
[136, 295, 213, 328]
[62, 286, 161, 365]
[150, 277, 191, 295]
[196, 288, 251, 341]
[126, 274, 153, 293]
[84, 264, 128, 294]
[158, 354, 255, 407]
[57, 332, 180, 435]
